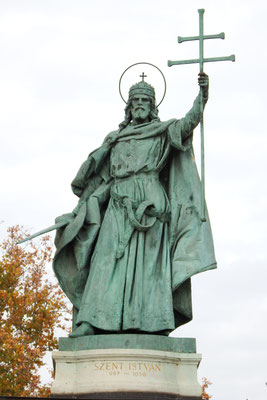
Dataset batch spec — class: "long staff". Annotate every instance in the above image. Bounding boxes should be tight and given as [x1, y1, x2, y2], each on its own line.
[168, 8, 235, 221]
[199, 9, 206, 221]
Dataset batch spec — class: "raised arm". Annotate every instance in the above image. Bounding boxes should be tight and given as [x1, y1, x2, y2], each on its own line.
[178, 73, 209, 139]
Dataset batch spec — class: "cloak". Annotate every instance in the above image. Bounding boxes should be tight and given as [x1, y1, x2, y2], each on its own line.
[53, 118, 217, 329]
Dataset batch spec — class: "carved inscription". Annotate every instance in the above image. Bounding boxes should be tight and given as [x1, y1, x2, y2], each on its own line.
[93, 361, 161, 377]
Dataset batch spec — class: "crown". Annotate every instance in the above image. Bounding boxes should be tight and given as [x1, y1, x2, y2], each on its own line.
[128, 81, 156, 100]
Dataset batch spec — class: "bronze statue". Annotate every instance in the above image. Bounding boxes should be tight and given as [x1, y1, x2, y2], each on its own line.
[52, 73, 216, 337]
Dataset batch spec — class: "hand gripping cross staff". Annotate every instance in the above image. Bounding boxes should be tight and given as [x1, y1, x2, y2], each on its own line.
[168, 8, 235, 221]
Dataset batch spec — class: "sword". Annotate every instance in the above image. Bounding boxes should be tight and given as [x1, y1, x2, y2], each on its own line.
[17, 220, 68, 245]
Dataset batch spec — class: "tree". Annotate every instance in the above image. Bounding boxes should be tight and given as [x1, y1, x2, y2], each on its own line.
[0, 225, 70, 397]
[201, 377, 212, 399]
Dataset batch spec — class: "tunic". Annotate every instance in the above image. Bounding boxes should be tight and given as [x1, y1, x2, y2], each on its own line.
[76, 133, 175, 332]
[53, 92, 217, 334]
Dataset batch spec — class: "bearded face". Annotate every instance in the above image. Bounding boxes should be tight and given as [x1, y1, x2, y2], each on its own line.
[130, 94, 151, 125]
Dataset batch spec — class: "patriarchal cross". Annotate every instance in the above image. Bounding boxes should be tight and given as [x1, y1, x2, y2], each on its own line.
[168, 9, 235, 222]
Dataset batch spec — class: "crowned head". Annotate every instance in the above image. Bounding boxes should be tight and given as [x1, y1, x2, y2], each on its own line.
[128, 81, 156, 102]
[119, 80, 159, 129]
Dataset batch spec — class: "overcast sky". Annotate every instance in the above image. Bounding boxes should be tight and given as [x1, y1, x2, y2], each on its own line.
[1, 1, 267, 399]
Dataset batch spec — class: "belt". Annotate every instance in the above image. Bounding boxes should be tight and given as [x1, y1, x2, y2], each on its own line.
[114, 171, 159, 184]
[110, 187, 170, 259]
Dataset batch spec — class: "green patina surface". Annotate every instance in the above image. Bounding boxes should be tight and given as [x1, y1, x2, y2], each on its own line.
[52, 75, 217, 339]
[58, 334, 197, 353]
[17, 65, 217, 338]
[14, 10, 238, 341]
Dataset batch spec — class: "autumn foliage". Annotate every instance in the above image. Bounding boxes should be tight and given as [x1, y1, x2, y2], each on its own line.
[201, 377, 212, 399]
[0, 225, 70, 397]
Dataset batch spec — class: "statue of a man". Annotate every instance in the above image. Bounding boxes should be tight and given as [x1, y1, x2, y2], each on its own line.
[53, 73, 216, 337]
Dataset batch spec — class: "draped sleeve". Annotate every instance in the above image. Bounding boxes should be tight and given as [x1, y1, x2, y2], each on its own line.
[168, 92, 208, 151]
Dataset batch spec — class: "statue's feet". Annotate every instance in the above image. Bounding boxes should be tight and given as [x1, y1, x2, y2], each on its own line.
[69, 322, 95, 338]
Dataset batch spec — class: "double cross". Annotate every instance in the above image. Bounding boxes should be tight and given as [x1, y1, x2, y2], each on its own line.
[168, 9, 235, 221]
[168, 9, 235, 71]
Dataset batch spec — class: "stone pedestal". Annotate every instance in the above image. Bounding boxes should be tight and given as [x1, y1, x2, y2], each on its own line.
[51, 335, 202, 399]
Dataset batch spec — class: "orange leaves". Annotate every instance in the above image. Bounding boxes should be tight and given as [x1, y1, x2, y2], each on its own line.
[0, 225, 71, 397]
[201, 377, 212, 399]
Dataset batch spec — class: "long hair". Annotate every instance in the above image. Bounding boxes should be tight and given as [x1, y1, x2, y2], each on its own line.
[119, 97, 160, 130]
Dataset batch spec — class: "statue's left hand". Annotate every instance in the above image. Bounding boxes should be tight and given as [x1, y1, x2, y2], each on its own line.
[55, 212, 75, 225]
[198, 72, 209, 98]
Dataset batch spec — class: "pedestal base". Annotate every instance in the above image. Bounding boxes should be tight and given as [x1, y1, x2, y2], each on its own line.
[51, 335, 202, 399]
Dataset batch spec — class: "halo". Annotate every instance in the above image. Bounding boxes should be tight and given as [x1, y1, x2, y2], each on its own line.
[119, 62, 167, 107]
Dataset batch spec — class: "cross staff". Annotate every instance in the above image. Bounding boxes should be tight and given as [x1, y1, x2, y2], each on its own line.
[168, 9, 235, 221]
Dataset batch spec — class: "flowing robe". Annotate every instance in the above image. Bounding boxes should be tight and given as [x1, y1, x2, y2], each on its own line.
[53, 93, 217, 333]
